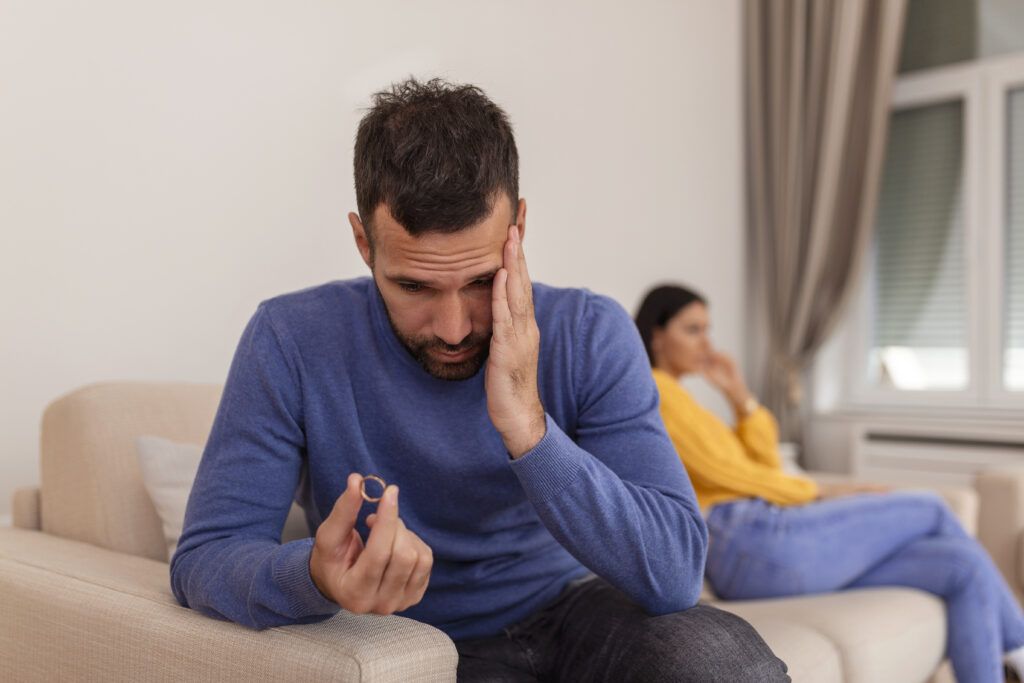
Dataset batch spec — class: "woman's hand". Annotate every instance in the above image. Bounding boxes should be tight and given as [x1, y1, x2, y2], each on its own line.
[702, 350, 753, 417]
[816, 481, 893, 500]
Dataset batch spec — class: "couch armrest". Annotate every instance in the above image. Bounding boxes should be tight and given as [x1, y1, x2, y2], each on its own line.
[12, 487, 41, 530]
[0, 528, 457, 682]
[807, 472, 979, 537]
[975, 468, 1024, 604]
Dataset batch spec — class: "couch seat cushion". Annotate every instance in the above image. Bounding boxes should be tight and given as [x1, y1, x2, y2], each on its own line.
[714, 587, 945, 683]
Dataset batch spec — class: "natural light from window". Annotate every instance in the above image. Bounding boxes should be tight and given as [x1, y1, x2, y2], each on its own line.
[868, 102, 969, 392]
[1006, 86, 1024, 390]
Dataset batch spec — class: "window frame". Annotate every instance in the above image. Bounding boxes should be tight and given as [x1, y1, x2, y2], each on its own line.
[985, 52, 1024, 407]
[825, 52, 1024, 415]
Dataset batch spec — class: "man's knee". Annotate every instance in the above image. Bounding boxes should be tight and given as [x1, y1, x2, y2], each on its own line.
[627, 604, 790, 683]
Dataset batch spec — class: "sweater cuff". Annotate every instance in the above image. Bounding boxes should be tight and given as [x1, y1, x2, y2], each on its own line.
[272, 537, 341, 618]
[509, 414, 586, 502]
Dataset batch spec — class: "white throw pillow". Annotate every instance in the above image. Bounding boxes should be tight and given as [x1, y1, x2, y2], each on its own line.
[135, 435, 203, 560]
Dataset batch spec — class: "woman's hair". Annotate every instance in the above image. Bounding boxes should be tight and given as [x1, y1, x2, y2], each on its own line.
[633, 284, 708, 366]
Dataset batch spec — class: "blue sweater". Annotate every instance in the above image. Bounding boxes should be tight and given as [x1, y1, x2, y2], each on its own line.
[170, 277, 707, 641]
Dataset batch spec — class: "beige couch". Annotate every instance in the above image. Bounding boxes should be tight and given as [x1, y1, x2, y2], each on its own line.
[0, 383, 982, 682]
[977, 468, 1024, 608]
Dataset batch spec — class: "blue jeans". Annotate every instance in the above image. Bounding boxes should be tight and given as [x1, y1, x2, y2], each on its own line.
[706, 492, 1024, 683]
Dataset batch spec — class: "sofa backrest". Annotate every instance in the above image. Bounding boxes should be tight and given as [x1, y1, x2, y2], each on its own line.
[40, 382, 223, 562]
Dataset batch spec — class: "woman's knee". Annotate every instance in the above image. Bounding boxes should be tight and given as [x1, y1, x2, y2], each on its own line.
[889, 491, 965, 537]
[896, 536, 987, 597]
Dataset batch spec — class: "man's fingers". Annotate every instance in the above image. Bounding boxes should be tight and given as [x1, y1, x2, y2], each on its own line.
[401, 539, 433, 609]
[505, 227, 528, 330]
[514, 226, 534, 312]
[338, 528, 364, 568]
[358, 514, 433, 613]
[317, 473, 364, 551]
[491, 268, 513, 337]
[349, 485, 400, 590]
[506, 225, 535, 332]
[321, 483, 433, 616]
[374, 534, 420, 613]
[376, 485, 400, 524]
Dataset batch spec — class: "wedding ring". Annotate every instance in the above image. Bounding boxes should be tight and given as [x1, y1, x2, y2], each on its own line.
[360, 475, 387, 503]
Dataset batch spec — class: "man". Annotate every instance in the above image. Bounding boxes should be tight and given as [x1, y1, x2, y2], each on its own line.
[171, 78, 788, 681]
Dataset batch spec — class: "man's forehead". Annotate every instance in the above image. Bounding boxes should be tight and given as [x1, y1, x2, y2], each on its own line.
[372, 203, 510, 280]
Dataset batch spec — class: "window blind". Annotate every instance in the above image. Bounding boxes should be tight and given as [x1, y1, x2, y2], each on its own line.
[1006, 87, 1024, 390]
[899, 0, 1024, 74]
[899, 0, 976, 73]
[873, 101, 968, 351]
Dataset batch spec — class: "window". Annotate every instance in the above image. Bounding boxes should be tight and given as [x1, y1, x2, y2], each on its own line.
[1004, 86, 1024, 389]
[825, 10, 1024, 412]
[899, 0, 1024, 74]
[869, 101, 969, 391]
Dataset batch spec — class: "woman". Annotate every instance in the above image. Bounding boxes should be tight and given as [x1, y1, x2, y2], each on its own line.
[635, 283, 1024, 683]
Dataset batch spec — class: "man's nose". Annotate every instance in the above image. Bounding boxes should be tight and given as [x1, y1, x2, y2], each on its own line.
[432, 294, 473, 346]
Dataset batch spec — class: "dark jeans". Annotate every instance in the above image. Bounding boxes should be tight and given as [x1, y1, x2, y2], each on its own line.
[455, 575, 789, 682]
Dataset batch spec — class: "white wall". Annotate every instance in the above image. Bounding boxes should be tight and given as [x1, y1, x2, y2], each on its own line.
[0, 0, 743, 518]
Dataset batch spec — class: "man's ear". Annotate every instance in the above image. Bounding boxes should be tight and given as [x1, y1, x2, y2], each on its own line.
[349, 212, 373, 268]
[515, 198, 527, 243]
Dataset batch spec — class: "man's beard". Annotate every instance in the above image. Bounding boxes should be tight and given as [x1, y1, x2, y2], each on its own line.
[383, 307, 491, 381]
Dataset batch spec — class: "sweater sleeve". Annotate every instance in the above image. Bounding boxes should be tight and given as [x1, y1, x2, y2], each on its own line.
[509, 294, 708, 615]
[734, 407, 783, 469]
[656, 378, 818, 507]
[169, 304, 340, 630]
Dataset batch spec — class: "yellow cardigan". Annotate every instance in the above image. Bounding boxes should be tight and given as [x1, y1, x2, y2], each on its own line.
[652, 368, 818, 511]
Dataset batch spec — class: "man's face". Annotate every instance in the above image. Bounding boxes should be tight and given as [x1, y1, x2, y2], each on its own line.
[350, 197, 525, 381]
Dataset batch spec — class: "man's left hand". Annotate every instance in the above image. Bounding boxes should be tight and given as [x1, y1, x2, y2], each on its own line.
[486, 225, 546, 459]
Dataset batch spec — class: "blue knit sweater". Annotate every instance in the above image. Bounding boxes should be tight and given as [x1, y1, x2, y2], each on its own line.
[170, 277, 707, 640]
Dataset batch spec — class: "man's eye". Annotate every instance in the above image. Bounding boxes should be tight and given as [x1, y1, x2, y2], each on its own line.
[472, 278, 494, 287]
[398, 282, 423, 293]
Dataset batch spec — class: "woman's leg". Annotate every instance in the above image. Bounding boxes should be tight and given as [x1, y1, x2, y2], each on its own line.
[707, 492, 964, 598]
[848, 534, 1022, 683]
[707, 492, 1024, 682]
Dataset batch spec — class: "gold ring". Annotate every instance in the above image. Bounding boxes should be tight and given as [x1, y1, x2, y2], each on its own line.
[360, 475, 386, 503]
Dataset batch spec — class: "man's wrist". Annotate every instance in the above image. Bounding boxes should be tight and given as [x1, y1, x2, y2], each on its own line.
[504, 410, 547, 459]
[308, 547, 332, 603]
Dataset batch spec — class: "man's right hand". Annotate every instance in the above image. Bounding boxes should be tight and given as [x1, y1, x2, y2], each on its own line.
[309, 473, 433, 615]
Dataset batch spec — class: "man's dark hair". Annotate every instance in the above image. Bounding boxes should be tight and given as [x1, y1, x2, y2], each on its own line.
[354, 77, 519, 240]
[634, 284, 708, 367]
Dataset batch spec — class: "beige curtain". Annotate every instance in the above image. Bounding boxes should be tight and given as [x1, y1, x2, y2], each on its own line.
[745, 0, 907, 441]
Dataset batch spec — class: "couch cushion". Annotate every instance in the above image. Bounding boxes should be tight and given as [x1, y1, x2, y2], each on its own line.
[135, 434, 312, 561]
[136, 435, 204, 559]
[715, 587, 945, 683]
[41, 382, 223, 561]
[732, 615, 842, 682]
[12, 487, 41, 531]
